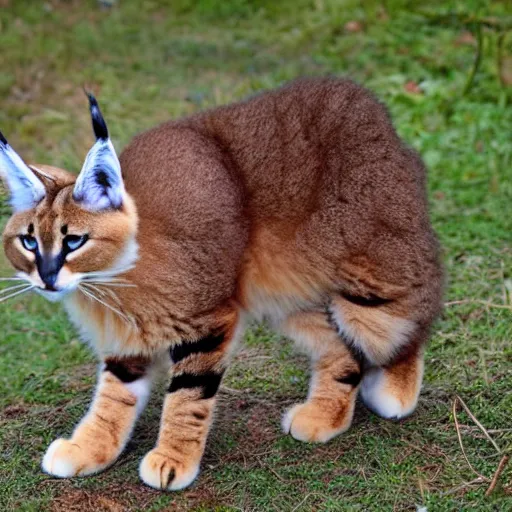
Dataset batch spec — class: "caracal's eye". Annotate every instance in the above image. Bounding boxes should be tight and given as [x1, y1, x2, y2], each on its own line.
[20, 235, 38, 252]
[64, 234, 89, 252]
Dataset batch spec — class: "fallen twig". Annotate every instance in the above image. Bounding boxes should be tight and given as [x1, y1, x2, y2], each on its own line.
[401, 438, 451, 462]
[463, 22, 483, 96]
[452, 398, 489, 482]
[445, 299, 512, 311]
[485, 455, 510, 496]
[459, 427, 512, 435]
[443, 477, 486, 496]
[496, 32, 507, 89]
[256, 457, 290, 483]
[456, 395, 502, 454]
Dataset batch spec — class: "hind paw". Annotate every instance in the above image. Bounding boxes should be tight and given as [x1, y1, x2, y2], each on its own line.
[360, 367, 420, 419]
[282, 401, 353, 443]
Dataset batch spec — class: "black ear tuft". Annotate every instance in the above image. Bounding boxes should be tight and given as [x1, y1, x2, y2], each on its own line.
[0, 130, 8, 145]
[85, 90, 109, 141]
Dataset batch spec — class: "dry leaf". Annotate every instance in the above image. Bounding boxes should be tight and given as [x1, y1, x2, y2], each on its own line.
[501, 57, 512, 86]
[455, 31, 476, 46]
[404, 81, 422, 94]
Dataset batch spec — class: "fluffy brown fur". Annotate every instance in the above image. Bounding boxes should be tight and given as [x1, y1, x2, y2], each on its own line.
[1, 77, 443, 490]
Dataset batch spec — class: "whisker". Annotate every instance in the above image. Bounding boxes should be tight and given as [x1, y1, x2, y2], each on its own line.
[85, 280, 137, 288]
[0, 277, 27, 282]
[79, 285, 123, 318]
[83, 277, 134, 285]
[82, 282, 122, 305]
[0, 285, 34, 303]
[101, 288, 123, 306]
[87, 277, 132, 283]
[84, 266, 135, 280]
[79, 285, 132, 324]
[0, 283, 31, 296]
[81, 282, 108, 296]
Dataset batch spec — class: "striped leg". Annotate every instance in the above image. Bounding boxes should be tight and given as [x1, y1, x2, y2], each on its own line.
[42, 355, 153, 478]
[280, 309, 362, 443]
[139, 309, 242, 491]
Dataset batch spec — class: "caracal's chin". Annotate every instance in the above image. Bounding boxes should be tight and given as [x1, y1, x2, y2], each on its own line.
[35, 287, 76, 303]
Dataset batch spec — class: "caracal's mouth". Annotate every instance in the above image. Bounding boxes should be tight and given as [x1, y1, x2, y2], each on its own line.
[34, 287, 76, 302]
[11, 271, 80, 303]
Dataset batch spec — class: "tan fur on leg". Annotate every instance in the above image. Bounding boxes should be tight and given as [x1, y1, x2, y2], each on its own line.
[330, 295, 416, 366]
[140, 389, 213, 490]
[281, 310, 361, 443]
[42, 362, 152, 478]
[140, 308, 243, 490]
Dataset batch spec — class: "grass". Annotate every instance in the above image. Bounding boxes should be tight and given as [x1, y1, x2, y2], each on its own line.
[1, 0, 511, 510]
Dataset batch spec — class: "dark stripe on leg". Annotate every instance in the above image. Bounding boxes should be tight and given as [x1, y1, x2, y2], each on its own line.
[335, 371, 362, 387]
[168, 372, 223, 399]
[170, 332, 225, 363]
[340, 292, 392, 308]
[339, 336, 367, 368]
[104, 356, 149, 383]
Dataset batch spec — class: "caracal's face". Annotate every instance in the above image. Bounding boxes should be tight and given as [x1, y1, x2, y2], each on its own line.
[0, 95, 138, 303]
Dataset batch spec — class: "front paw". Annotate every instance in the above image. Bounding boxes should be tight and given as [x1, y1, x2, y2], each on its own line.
[42, 438, 109, 478]
[139, 449, 200, 490]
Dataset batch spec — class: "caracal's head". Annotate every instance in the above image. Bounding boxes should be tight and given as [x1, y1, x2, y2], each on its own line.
[0, 94, 138, 303]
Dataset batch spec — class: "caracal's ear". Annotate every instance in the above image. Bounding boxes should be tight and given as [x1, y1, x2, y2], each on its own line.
[73, 92, 125, 211]
[0, 130, 46, 212]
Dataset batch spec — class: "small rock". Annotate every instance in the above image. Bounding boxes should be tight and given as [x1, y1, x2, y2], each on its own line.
[236, 400, 249, 410]
[98, 0, 117, 7]
[344, 20, 363, 33]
